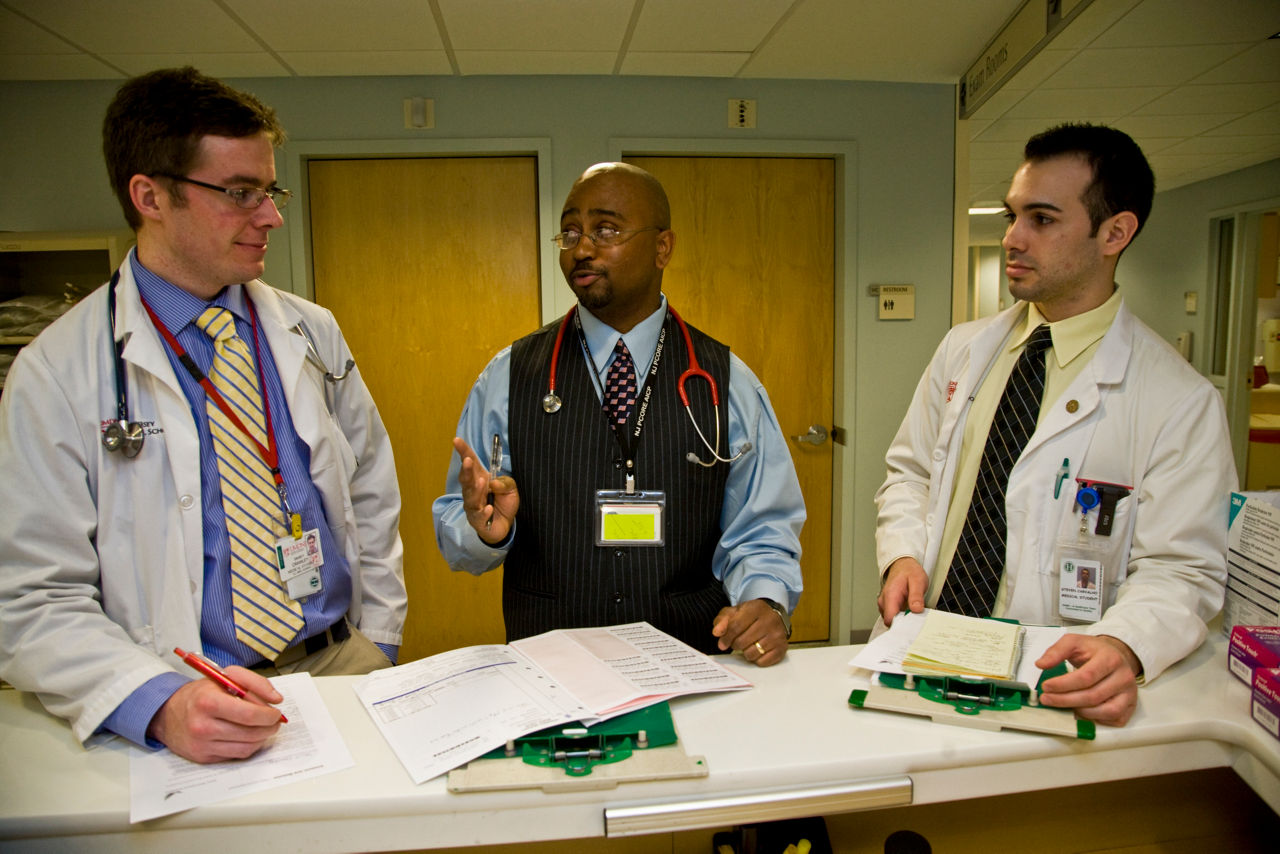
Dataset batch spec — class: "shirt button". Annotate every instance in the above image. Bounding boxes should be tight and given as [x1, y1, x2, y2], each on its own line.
[179, 494, 195, 509]
[614, 550, 625, 559]
[932, 450, 945, 461]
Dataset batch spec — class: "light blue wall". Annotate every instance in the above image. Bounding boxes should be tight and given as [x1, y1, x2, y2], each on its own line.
[1122, 157, 1280, 365]
[0, 73, 957, 636]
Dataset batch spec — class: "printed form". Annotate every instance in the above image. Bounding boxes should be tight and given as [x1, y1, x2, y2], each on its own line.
[129, 672, 352, 822]
[354, 622, 750, 784]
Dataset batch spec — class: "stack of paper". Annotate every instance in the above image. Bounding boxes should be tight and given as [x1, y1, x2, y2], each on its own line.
[851, 609, 1066, 689]
[354, 622, 751, 784]
[901, 610, 1024, 680]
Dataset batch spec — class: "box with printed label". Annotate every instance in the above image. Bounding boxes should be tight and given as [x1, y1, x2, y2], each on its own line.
[1228, 625, 1280, 685]
[1225, 493, 1280, 635]
[1251, 667, 1280, 742]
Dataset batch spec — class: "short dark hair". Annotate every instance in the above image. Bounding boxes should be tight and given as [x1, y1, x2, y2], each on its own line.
[1023, 123, 1154, 239]
[102, 67, 286, 229]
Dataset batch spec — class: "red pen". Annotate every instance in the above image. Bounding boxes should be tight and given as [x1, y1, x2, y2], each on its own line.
[174, 647, 288, 723]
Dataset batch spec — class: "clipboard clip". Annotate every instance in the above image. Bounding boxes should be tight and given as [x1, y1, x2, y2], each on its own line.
[506, 727, 650, 777]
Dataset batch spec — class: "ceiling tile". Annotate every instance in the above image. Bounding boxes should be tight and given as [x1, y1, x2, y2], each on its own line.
[5, 0, 261, 53]
[966, 118, 994, 139]
[0, 54, 122, 79]
[629, 0, 791, 52]
[1203, 108, 1280, 136]
[1012, 85, 1167, 118]
[620, 52, 750, 77]
[1191, 40, 1280, 85]
[101, 53, 293, 78]
[225, 0, 443, 52]
[280, 51, 453, 77]
[979, 115, 1118, 143]
[1090, 0, 1279, 47]
[1043, 44, 1249, 89]
[745, 0, 1023, 83]
[1113, 112, 1247, 138]
[438, 0, 632, 52]
[1134, 82, 1280, 116]
[453, 51, 616, 76]
[969, 85, 1031, 122]
[968, 139, 1026, 161]
[0, 7, 78, 54]
[1160, 134, 1280, 157]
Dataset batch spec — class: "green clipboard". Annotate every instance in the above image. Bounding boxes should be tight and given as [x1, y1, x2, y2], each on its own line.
[850, 618, 1096, 740]
[447, 702, 709, 793]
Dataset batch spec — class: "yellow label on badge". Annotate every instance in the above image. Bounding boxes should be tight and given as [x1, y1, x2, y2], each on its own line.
[603, 511, 657, 542]
[290, 513, 303, 539]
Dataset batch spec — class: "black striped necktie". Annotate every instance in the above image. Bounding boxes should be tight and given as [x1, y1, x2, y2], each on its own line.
[938, 324, 1054, 617]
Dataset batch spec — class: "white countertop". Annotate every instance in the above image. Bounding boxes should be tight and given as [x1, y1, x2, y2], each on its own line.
[2, 635, 1276, 852]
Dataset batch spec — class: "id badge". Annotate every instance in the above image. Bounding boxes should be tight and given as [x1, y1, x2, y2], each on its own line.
[275, 527, 325, 599]
[595, 490, 665, 547]
[1057, 552, 1103, 622]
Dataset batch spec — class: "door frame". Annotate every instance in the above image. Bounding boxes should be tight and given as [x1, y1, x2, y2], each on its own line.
[281, 138, 557, 321]
[611, 138, 858, 646]
[1208, 194, 1280, 482]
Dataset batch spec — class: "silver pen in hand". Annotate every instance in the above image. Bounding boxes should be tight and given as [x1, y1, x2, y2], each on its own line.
[486, 433, 502, 529]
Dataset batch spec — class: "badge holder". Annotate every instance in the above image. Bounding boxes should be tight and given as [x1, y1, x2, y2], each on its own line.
[1056, 479, 1128, 622]
[276, 526, 325, 599]
[595, 490, 666, 547]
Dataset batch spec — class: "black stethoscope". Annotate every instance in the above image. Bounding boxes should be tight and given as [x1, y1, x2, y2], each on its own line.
[102, 272, 354, 460]
[103, 272, 145, 457]
[542, 305, 751, 466]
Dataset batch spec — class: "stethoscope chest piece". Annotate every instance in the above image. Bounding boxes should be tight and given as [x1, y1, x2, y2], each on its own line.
[102, 419, 145, 458]
[542, 393, 562, 414]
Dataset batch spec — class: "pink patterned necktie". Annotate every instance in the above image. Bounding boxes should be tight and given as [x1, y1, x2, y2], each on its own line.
[604, 339, 637, 426]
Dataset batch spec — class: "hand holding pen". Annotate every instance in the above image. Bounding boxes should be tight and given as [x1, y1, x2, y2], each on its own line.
[451, 435, 519, 544]
[175, 647, 287, 723]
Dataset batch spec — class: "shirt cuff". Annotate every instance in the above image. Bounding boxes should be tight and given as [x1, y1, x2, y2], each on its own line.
[375, 642, 399, 665]
[99, 671, 191, 750]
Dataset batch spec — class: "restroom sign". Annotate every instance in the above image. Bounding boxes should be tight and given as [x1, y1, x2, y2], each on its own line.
[878, 285, 915, 320]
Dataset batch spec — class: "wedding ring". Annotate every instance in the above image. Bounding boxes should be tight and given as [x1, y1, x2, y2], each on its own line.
[755, 641, 766, 656]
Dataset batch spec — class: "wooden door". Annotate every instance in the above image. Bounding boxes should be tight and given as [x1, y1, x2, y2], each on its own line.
[627, 156, 835, 642]
[308, 157, 540, 661]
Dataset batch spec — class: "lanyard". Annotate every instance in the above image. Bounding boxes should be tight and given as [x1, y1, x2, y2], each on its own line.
[138, 294, 295, 525]
[573, 311, 669, 471]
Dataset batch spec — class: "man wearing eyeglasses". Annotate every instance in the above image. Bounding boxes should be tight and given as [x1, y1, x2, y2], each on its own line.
[434, 162, 805, 664]
[0, 67, 406, 763]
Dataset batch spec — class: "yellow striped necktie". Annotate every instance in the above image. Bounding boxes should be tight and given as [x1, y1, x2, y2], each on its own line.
[197, 306, 305, 660]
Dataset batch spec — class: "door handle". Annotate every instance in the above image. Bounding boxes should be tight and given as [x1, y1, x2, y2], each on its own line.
[790, 424, 829, 446]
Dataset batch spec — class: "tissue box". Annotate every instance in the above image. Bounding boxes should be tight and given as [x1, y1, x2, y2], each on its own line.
[1252, 667, 1280, 742]
[1229, 625, 1280, 685]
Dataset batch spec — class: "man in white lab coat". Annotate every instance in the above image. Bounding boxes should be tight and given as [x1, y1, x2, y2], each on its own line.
[0, 68, 406, 763]
[875, 123, 1236, 726]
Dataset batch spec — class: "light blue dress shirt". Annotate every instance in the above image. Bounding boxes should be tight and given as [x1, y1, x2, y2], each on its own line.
[102, 257, 394, 749]
[432, 297, 805, 611]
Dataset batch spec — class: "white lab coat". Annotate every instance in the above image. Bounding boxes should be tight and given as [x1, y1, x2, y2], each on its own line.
[0, 256, 406, 742]
[875, 300, 1236, 681]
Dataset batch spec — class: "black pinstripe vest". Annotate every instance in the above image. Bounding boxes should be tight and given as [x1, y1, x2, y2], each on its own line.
[506, 310, 731, 654]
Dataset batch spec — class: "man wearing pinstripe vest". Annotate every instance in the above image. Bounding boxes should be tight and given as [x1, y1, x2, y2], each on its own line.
[435, 163, 804, 664]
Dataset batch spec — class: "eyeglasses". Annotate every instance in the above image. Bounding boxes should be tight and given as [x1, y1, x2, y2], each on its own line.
[156, 174, 292, 210]
[551, 226, 661, 250]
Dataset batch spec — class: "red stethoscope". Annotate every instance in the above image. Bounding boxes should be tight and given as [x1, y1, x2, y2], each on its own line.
[542, 305, 751, 466]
